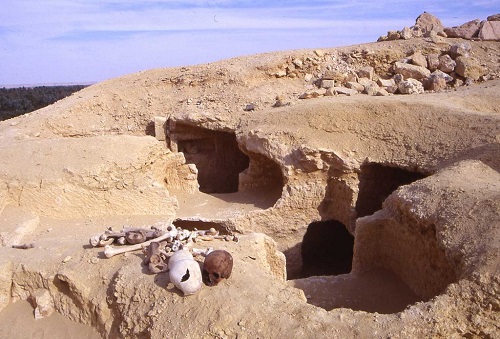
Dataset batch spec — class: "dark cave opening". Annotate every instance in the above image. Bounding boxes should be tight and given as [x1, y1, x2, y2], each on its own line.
[355, 163, 427, 218]
[300, 219, 354, 278]
[169, 122, 250, 194]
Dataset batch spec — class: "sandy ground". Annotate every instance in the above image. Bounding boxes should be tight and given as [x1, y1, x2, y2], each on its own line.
[0, 301, 100, 339]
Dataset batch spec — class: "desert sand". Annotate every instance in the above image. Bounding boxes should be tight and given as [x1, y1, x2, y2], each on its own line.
[0, 23, 499, 338]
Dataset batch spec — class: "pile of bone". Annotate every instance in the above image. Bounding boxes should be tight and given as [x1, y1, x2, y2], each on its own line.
[89, 224, 235, 296]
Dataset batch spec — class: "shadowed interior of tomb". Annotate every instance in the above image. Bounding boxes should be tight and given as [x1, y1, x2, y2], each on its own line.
[173, 219, 228, 234]
[299, 220, 354, 278]
[168, 122, 250, 193]
[355, 163, 427, 218]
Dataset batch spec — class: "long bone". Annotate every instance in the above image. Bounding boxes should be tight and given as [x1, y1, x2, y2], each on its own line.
[104, 228, 178, 258]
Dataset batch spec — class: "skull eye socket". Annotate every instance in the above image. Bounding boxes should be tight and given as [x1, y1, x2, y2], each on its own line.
[212, 272, 220, 279]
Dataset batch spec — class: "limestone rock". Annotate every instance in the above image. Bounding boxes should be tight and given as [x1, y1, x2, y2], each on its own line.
[427, 54, 440, 71]
[393, 62, 431, 80]
[438, 54, 456, 73]
[362, 81, 380, 96]
[455, 56, 487, 80]
[154, 116, 167, 141]
[332, 87, 358, 96]
[450, 42, 472, 59]
[424, 71, 449, 91]
[410, 52, 428, 68]
[415, 12, 444, 34]
[400, 27, 412, 40]
[398, 78, 424, 94]
[444, 19, 481, 39]
[487, 14, 500, 21]
[479, 20, 500, 41]
[357, 66, 374, 80]
[377, 78, 398, 93]
[321, 79, 335, 89]
[345, 81, 364, 92]
[376, 88, 390, 96]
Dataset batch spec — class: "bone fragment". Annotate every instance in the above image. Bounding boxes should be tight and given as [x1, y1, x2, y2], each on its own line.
[104, 230, 177, 258]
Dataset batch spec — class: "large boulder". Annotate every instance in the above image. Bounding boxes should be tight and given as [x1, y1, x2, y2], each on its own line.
[398, 78, 424, 94]
[414, 12, 444, 35]
[393, 62, 431, 80]
[479, 20, 500, 41]
[444, 19, 482, 39]
[455, 56, 487, 80]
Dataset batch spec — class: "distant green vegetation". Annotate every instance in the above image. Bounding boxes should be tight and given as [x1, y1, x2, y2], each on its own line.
[0, 85, 88, 121]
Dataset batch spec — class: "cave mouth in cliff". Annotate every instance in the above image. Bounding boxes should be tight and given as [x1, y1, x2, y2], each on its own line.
[355, 163, 428, 217]
[299, 219, 354, 278]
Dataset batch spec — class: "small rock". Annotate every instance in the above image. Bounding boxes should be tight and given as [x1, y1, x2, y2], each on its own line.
[292, 59, 303, 68]
[244, 103, 256, 111]
[62, 256, 72, 263]
[424, 76, 447, 91]
[398, 78, 424, 94]
[363, 81, 380, 96]
[387, 30, 401, 40]
[345, 82, 364, 92]
[321, 79, 335, 89]
[377, 78, 398, 93]
[313, 49, 325, 57]
[438, 54, 456, 73]
[304, 73, 313, 82]
[400, 27, 412, 40]
[275, 70, 287, 78]
[333, 87, 358, 96]
[376, 88, 390, 96]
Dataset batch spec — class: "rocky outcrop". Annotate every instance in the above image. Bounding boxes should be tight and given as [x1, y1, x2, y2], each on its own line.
[444, 19, 482, 39]
[479, 20, 500, 40]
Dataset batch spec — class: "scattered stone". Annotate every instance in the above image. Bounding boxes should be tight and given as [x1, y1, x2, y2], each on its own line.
[304, 73, 313, 82]
[332, 87, 358, 96]
[427, 54, 440, 71]
[478, 20, 500, 41]
[321, 79, 335, 89]
[444, 19, 481, 39]
[376, 88, 390, 96]
[398, 78, 424, 94]
[410, 51, 428, 68]
[455, 56, 487, 80]
[415, 12, 444, 35]
[428, 30, 448, 44]
[424, 76, 447, 91]
[450, 42, 472, 59]
[438, 54, 456, 73]
[487, 14, 500, 21]
[313, 49, 325, 57]
[363, 81, 380, 96]
[400, 27, 412, 40]
[387, 30, 401, 40]
[393, 74, 404, 84]
[393, 62, 431, 80]
[345, 81, 364, 92]
[244, 103, 256, 111]
[454, 78, 464, 87]
[357, 66, 374, 80]
[377, 78, 398, 93]
[275, 70, 287, 78]
[292, 59, 303, 68]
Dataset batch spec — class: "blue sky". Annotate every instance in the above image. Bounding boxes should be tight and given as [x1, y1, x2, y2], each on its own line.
[0, 1, 497, 86]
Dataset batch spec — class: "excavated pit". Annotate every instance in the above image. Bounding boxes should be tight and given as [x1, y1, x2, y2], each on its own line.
[289, 164, 451, 314]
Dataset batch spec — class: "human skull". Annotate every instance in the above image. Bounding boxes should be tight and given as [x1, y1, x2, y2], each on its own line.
[202, 250, 233, 286]
[168, 250, 203, 296]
